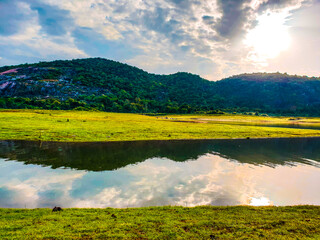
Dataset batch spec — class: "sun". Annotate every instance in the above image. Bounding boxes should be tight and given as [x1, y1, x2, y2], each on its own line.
[244, 11, 291, 63]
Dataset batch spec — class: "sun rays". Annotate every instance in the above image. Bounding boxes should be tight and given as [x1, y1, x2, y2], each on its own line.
[244, 11, 292, 65]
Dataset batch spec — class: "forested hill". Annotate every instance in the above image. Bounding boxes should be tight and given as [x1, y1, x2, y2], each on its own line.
[0, 58, 320, 115]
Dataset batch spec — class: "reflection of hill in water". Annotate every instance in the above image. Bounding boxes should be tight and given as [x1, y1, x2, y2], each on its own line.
[1, 138, 320, 171]
[211, 138, 320, 168]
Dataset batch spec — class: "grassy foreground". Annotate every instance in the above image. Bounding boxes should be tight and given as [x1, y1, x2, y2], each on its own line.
[1, 109, 320, 142]
[0, 206, 319, 239]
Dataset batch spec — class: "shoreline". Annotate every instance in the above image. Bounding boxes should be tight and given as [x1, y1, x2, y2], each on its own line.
[2, 135, 320, 144]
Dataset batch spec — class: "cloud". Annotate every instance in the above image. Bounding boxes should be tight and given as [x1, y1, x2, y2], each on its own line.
[258, 0, 306, 12]
[0, 0, 87, 65]
[72, 27, 141, 60]
[0, 0, 74, 37]
[30, 1, 74, 36]
[0, 0, 33, 36]
[0, 0, 316, 79]
[166, 0, 201, 9]
[142, 7, 178, 36]
[215, 0, 253, 39]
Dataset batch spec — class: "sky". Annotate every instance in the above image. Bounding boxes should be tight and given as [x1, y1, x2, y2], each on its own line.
[0, 0, 319, 80]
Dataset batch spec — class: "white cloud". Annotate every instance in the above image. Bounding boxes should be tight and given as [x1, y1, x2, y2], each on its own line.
[0, 0, 317, 79]
[0, 1, 87, 62]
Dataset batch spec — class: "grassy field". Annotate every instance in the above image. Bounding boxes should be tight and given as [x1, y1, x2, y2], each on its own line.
[1, 109, 320, 142]
[0, 206, 319, 239]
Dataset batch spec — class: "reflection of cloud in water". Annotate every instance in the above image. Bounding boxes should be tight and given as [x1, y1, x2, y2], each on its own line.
[0, 158, 85, 208]
[0, 186, 19, 208]
[0, 154, 319, 208]
[70, 170, 136, 199]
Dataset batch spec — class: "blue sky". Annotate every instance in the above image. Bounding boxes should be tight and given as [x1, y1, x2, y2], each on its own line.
[0, 0, 319, 80]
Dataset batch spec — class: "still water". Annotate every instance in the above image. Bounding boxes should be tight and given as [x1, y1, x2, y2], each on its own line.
[0, 138, 319, 208]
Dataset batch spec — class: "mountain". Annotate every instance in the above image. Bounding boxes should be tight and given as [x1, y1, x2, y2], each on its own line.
[0, 58, 320, 115]
[215, 73, 320, 114]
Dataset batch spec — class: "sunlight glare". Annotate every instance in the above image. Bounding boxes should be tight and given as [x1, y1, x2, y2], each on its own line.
[245, 12, 291, 63]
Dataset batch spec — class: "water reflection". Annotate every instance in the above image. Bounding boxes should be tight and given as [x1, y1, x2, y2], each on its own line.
[0, 138, 319, 208]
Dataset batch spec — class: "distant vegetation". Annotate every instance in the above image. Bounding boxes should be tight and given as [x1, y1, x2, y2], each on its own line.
[1, 58, 320, 115]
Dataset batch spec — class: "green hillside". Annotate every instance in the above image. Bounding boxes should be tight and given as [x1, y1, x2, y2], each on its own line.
[0, 58, 320, 115]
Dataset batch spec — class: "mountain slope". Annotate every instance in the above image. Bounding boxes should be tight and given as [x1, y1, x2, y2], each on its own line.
[0, 58, 320, 115]
[215, 73, 320, 113]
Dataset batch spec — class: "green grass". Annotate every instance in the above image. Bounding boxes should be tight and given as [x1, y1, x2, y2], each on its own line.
[0, 206, 319, 239]
[1, 109, 320, 142]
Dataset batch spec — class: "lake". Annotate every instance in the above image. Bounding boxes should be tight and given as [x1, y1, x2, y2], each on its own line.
[0, 138, 319, 208]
